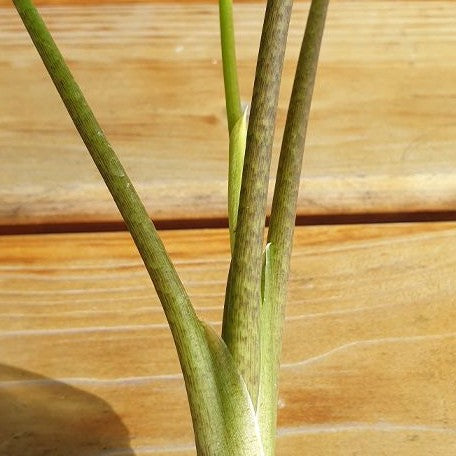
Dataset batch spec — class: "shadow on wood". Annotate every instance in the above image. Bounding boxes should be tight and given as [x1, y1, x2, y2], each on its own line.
[0, 363, 135, 456]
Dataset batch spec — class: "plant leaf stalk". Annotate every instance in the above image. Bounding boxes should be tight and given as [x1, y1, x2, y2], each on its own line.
[227, 109, 248, 253]
[12, 1, 265, 454]
[219, 0, 246, 254]
[219, 0, 242, 133]
[257, 1, 330, 453]
[12, 0, 192, 340]
[222, 0, 294, 407]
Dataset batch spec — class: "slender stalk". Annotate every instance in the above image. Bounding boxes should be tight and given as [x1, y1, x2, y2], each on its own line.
[258, 1, 330, 453]
[219, 0, 246, 254]
[12, 0, 191, 332]
[222, 0, 294, 405]
[219, 0, 242, 133]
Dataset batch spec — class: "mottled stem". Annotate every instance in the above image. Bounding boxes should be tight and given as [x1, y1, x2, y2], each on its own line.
[258, 1, 330, 454]
[222, 0, 294, 405]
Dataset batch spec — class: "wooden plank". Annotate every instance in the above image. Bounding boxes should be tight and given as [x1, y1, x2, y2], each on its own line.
[1, 222, 455, 454]
[0, 0, 446, 6]
[1, 2, 456, 227]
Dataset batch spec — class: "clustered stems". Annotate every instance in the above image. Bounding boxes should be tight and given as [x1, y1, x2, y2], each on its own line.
[13, 2, 266, 453]
[222, 0, 294, 406]
[13, 0, 330, 453]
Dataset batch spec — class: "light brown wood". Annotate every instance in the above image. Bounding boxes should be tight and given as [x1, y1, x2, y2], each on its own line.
[0, 0, 446, 6]
[1, 2, 455, 227]
[1, 222, 455, 454]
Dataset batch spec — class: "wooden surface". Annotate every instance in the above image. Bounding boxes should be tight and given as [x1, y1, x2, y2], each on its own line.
[1, 1, 456, 227]
[1, 1, 456, 454]
[1, 223, 456, 455]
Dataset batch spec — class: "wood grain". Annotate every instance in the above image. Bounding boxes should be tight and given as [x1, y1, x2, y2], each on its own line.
[1, 223, 455, 454]
[1, 2, 456, 227]
[0, 0, 447, 6]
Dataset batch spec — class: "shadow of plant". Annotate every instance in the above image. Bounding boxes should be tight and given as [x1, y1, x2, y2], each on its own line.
[0, 363, 135, 456]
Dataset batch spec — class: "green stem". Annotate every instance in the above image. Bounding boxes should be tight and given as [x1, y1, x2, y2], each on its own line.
[219, 0, 242, 133]
[220, 0, 245, 255]
[258, 0, 330, 453]
[222, 0, 294, 406]
[13, 0, 190, 331]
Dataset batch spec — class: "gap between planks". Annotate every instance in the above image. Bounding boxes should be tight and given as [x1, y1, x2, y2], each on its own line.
[1, 210, 456, 235]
